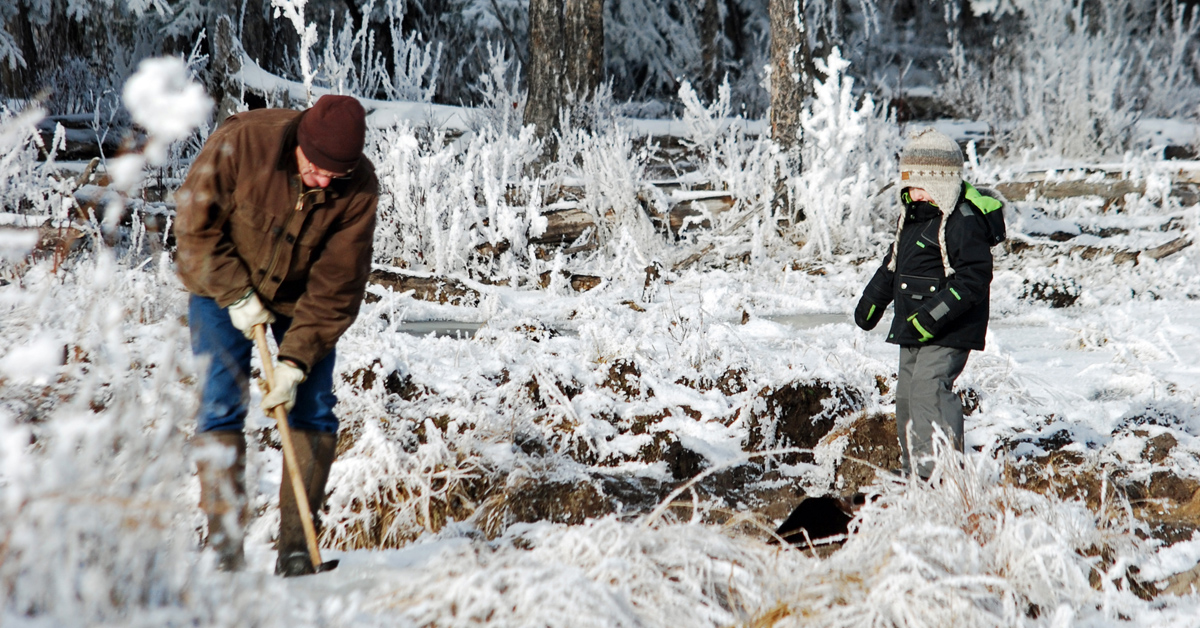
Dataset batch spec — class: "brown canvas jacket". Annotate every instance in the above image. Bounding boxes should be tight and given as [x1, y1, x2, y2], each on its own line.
[175, 108, 378, 371]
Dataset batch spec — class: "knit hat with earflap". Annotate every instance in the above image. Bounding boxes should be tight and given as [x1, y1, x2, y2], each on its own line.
[887, 127, 965, 276]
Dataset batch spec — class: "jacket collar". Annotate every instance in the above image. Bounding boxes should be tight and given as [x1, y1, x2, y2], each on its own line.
[904, 199, 941, 223]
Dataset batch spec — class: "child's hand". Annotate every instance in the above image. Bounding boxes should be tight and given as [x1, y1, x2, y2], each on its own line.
[854, 298, 882, 331]
[906, 310, 936, 342]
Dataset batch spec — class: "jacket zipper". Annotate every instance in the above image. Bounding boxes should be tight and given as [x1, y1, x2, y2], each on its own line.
[261, 188, 320, 290]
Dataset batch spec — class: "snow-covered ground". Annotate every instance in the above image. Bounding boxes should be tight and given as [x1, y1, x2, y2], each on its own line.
[4, 49, 1200, 627]
[4, 225, 1200, 625]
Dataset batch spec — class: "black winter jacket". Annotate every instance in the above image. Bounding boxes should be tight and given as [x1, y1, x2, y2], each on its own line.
[857, 182, 998, 350]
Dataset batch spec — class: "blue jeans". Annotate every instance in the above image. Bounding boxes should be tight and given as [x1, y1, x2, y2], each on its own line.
[189, 294, 339, 434]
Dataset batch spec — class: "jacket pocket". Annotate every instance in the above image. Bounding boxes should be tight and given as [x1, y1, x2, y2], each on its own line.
[898, 274, 941, 302]
[289, 229, 325, 276]
[229, 206, 277, 279]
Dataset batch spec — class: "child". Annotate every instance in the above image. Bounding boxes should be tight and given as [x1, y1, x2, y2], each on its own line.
[854, 128, 1003, 479]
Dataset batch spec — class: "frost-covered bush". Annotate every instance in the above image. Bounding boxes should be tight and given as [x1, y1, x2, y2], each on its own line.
[553, 113, 663, 273]
[314, 0, 442, 102]
[942, 0, 1199, 158]
[788, 49, 900, 260]
[0, 254, 198, 623]
[369, 119, 544, 280]
[0, 104, 56, 214]
[1128, 1, 1200, 119]
[467, 43, 525, 134]
[405, 0, 527, 105]
[678, 79, 778, 211]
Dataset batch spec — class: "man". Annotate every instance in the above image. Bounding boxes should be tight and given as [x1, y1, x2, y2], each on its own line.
[175, 94, 378, 575]
[853, 128, 1003, 479]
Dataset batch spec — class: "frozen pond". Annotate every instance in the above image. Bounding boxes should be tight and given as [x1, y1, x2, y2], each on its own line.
[399, 313, 852, 339]
[397, 321, 485, 338]
[765, 313, 849, 329]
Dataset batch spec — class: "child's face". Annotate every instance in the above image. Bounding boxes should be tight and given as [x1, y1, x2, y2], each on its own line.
[906, 187, 934, 203]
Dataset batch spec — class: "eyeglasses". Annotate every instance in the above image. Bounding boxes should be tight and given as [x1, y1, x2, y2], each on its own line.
[303, 161, 352, 180]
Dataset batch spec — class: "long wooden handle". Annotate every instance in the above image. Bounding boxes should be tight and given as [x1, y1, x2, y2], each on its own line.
[254, 324, 324, 570]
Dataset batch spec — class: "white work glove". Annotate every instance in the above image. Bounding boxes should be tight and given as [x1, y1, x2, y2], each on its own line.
[227, 290, 275, 339]
[261, 360, 306, 413]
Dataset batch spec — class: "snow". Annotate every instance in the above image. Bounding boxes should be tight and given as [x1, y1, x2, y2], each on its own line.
[0, 227, 37, 260]
[11, 233, 1200, 625]
[0, 337, 61, 384]
[121, 57, 213, 165]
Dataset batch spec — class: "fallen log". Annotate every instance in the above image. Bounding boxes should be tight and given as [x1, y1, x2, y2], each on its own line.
[36, 115, 124, 162]
[538, 270, 603, 292]
[1004, 236, 1191, 265]
[995, 179, 1144, 201]
[995, 178, 1199, 208]
[529, 207, 594, 246]
[72, 184, 173, 234]
[367, 268, 482, 306]
[1143, 237, 1192, 261]
[666, 194, 736, 234]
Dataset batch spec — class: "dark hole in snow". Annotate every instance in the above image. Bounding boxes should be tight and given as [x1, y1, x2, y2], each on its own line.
[773, 495, 863, 546]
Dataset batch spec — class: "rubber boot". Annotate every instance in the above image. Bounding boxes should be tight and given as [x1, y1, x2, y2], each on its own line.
[275, 429, 337, 577]
[195, 430, 248, 572]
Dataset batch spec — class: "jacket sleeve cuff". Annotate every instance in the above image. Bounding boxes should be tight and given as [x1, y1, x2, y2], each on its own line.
[276, 355, 310, 375]
[216, 286, 255, 309]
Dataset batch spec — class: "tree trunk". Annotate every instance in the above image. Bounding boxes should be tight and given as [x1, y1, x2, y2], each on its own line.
[699, 0, 722, 100]
[210, 14, 243, 125]
[769, 0, 812, 220]
[525, 0, 565, 142]
[563, 0, 603, 98]
[524, 0, 604, 156]
[769, 0, 811, 153]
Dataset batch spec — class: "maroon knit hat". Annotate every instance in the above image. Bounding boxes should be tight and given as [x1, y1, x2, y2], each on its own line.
[297, 95, 366, 174]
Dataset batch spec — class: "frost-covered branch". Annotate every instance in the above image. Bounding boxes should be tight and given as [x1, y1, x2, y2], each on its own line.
[271, 0, 320, 105]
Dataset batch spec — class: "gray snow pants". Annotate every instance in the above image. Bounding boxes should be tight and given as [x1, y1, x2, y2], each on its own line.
[895, 345, 970, 479]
